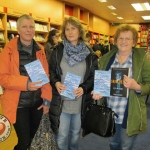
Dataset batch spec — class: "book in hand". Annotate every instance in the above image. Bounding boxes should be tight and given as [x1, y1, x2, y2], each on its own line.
[24, 59, 49, 86]
[94, 70, 111, 96]
[0, 86, 3, 95]
[110, 68, 130, 98]
[60, 72, 81, 100]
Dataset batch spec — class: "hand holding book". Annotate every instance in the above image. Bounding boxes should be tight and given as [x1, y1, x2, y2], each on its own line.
[123, 75, 141, 91]
[27, 81, 42, 91]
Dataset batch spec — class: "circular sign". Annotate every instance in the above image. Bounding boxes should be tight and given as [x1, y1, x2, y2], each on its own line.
[0, 114, 11, 142]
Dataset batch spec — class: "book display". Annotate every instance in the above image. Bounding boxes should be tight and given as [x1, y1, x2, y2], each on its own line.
[60, 72, 81, 99]
[94, 68, 130, 98]
[24, 59, 49, 86]
[140, 30, 148, 48]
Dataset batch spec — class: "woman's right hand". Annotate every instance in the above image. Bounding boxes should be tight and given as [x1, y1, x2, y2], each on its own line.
[55, 82, 66, 94]
[91, 91, 103, 100]
[27, 81, 42, 91]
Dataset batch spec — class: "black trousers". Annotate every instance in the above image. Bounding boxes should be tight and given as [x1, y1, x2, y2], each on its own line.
[14, 106, 43, 150]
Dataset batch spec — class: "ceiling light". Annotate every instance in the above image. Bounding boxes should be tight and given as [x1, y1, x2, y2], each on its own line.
[144, 3, 150, 10]
[142, 16, 150, 20]
[111, 12, 117, 15]
[117, 17, 123, 19]
[98, 0, 107, 2]
[131, 3, 150, 11]
[107, 6, 116, 10]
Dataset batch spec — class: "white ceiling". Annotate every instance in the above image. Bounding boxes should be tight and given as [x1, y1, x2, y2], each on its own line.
[64, 0, 150, 24]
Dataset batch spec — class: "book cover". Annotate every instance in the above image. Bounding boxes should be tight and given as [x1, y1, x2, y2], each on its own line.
[24, 59, 49, 86]
[94, 70, 111, 96]
[60, 72, 81, 99]
[110, 68, 129, 98]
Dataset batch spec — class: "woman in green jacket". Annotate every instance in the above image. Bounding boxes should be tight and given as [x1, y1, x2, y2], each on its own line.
[92, 25, 150, 150]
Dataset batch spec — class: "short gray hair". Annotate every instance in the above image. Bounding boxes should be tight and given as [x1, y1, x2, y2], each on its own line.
[17, 14, 35, 28]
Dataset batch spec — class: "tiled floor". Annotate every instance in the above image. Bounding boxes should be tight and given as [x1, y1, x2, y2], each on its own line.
[79, 96, 150, 150]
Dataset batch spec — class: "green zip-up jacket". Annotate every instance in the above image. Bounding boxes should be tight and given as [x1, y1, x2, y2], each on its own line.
[99, 47, 150, 136]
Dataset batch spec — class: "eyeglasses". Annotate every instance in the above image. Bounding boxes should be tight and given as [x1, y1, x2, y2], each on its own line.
[118, 37, 133, 42]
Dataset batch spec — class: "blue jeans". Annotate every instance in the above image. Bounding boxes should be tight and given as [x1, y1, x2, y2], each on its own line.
[109, 124, 137, 150]
[56, 112, 81, 150]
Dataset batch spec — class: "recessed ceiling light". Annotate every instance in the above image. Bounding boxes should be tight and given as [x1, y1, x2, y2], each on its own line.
[107, 6, 116, 10]
[111, 12, 117, 15]
[142, 16, 150, 20]
[131, 3, 150, 11]
[117, 17, 123, 19]
[98, 0, 107, 2]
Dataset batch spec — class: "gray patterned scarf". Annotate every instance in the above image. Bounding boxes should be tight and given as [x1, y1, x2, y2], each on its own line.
[63, 40, 90, 67]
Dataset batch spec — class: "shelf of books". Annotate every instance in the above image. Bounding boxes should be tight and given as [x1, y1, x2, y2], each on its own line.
[140, 30, 148, 49]
[0, 13, 6, 51]
[0, 8, 50, 49]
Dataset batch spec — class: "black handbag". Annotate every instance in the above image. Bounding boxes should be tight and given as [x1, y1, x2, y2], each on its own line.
[82, 101, 118, 137]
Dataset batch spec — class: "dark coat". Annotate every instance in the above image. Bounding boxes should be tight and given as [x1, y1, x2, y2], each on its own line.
[49, 42, 98, 134]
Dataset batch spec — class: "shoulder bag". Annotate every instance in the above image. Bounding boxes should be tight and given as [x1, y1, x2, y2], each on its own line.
[82, 100, 118, 137]
[30, 113, 57, 150]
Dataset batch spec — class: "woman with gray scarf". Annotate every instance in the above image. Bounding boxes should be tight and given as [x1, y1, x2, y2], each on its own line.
[49, 16, 98, 150]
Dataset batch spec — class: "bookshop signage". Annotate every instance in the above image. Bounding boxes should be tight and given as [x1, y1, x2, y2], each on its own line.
[7, 8, 29, 17]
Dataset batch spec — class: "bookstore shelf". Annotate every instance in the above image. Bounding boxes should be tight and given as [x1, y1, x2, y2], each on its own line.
[0, 11, 51, 48]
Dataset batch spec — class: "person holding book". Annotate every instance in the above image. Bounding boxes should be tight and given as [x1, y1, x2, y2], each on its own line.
[45, 29, 60, 62]
[92, 24, 150, 150]
[49, 16, 98, 150]
[0, 14, 52, 150]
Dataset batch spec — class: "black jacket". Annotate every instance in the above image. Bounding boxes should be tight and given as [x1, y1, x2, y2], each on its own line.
[49, 42, 98, 134]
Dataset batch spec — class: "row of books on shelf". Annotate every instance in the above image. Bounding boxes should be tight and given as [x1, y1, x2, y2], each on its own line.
[141, 35, 147, 38]
[0, 32, 4, 41]
[35, 23, 48, 32]
[140, 42, 147, 47]
[93, 34, 109, 40]
[33, 34, 45, 41]
[7, 20, 48, 32]
[141, 38, 147, 42]
[0, 19, 3, 29]
[141, 31, 149, 35]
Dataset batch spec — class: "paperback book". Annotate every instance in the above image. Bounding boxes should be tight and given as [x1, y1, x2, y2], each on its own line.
[24, 59, 49, 86]
[0, 86, 3, 95]
[93, 68, 130, 98]
[110, 68, 129, 98]
[60, 72, 81, 99]
[94, 70, 111, 96]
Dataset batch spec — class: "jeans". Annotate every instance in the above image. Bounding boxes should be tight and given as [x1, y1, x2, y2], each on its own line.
[14, 107, 43, 150]
[109, 124, 137, 150]
[56, 112, 81, 150]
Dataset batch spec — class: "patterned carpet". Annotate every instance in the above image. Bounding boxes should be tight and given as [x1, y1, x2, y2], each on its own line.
[79, 96, 150, 150]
